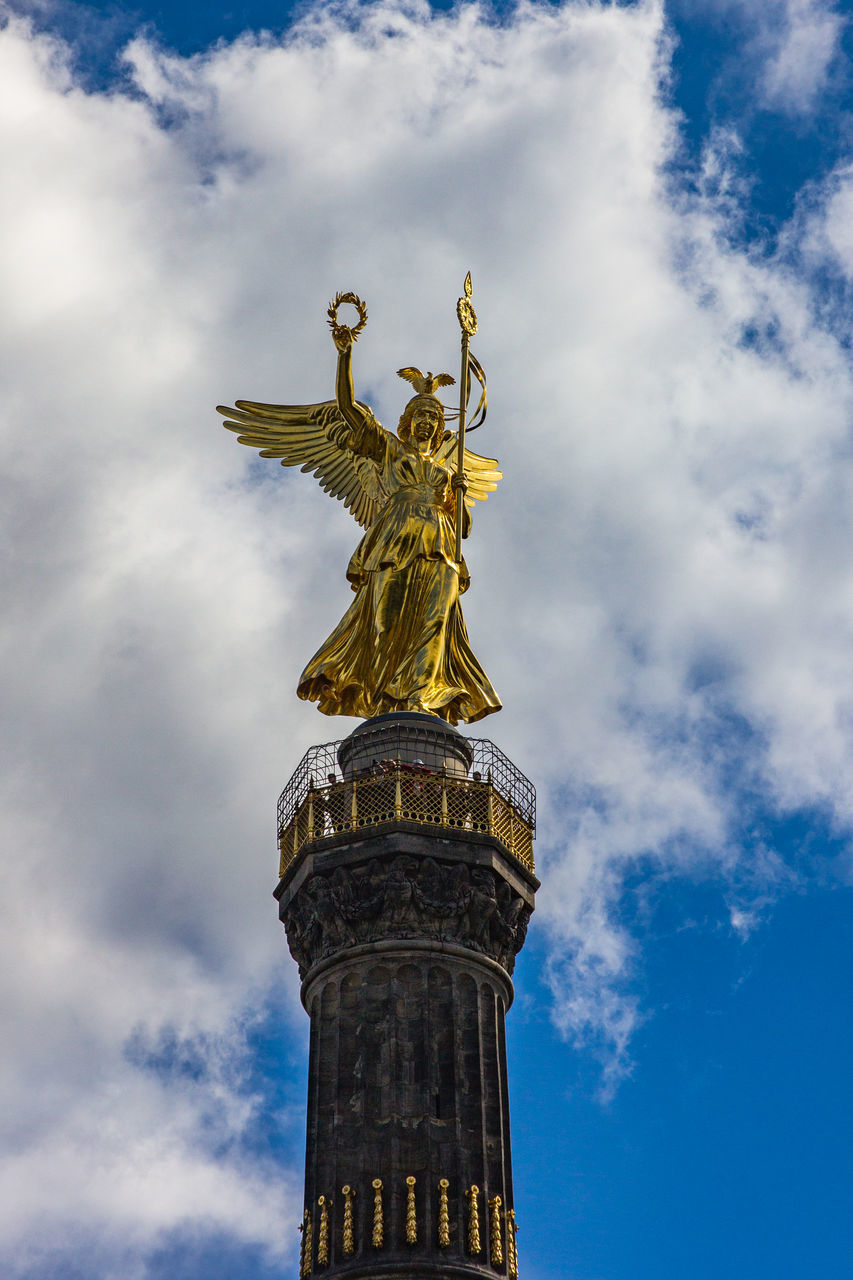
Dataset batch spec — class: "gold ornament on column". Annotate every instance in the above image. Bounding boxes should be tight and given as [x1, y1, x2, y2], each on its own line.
[341, 1185, 355, 1256]
[465, 1185, 482, 1255]
[317, 1196, 330, 1266]
[300, 1209, 313, 1279]
[371, 1179, 384, 1248]
[489, 1195, 504, 1266]
[507, 1208, 519, 1279]
[405, 1176, 417, 1244]
[438, 1178, 451, 1248]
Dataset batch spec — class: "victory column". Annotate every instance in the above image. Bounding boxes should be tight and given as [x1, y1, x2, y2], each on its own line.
[220, 277, 538, 1280]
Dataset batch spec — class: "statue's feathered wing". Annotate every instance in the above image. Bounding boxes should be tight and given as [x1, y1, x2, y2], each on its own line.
[432, 433, 502, 509]
[217, 400, 386, 530]
[218, 400, 501, 523]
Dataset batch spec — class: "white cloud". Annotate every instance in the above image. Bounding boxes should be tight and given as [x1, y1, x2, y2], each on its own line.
[798, 158, 853, 288]
[1, 1068, 295, 1274]
[2, 0, 853, 1269]
[683, 0, 845, 114]
[761, 0, 843, 113]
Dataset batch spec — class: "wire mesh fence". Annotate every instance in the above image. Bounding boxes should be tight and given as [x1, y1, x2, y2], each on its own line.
[277, 735, 535, 875]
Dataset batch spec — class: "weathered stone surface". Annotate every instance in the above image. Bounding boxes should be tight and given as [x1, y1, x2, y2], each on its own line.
[277, 716, 536, 1280]
[300, 952, 517, 1279]
[278, 841, 532, 980]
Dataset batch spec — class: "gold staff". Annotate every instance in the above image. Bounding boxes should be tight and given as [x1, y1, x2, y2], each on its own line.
[455, 272, 478, 563]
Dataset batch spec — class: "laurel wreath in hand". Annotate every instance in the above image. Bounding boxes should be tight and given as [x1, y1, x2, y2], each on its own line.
[327, 291, 368, 342]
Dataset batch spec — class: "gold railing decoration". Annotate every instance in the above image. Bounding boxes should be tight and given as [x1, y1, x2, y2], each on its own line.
[405, 1176, 417, 1244]
[279, 767, 534, 875]
[371, 1179, 384, 1248]
[300, 1209, 313, 1279]
[465, 1185, 482, 1255]
[489, 1195, 503, 1266]
[341, 1185, 355, 1256]
[438, 1178, 451, 1247]
[317, 1196, 329, 1266]
[507, 1209, 519, 1279]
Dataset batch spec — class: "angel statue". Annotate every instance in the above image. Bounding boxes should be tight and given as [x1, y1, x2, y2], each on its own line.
[218, 284, 502, 725]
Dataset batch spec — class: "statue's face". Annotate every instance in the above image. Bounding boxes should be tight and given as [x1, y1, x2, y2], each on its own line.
[411, 403, 442, 449]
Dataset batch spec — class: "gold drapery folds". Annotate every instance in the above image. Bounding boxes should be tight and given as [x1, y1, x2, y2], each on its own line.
[218, 281, 501, 725]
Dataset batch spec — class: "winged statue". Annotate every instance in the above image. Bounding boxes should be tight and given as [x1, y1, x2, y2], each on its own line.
[218, 291, 502, 725]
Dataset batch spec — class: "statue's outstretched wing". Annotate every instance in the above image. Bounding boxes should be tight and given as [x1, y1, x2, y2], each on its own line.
[433, 433, 502, 509]
[217, 400, 386, 529]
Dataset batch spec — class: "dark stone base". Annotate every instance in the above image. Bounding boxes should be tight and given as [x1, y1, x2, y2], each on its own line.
[276, 830, 536, 985]
[311, 1258, 509, 1280]
[279, 716, 535, 1280]
[302, 948, 515, 1274]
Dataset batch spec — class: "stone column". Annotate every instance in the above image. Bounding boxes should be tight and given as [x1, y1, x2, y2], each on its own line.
[276, 713, 537, 1280]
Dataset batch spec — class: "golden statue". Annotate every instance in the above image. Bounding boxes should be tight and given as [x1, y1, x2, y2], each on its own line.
[218, 278, 502, 724]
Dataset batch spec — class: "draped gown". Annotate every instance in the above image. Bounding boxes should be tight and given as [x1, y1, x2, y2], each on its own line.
[297, 413, 501, 724]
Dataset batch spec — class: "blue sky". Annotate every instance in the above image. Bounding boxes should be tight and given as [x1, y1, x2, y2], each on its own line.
[2, 1, 853, 1277]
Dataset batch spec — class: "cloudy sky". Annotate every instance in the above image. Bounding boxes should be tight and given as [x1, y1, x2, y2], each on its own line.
[2, 0, 853, 1276]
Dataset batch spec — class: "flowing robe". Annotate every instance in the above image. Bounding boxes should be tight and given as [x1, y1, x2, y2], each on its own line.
[297, 414, 501, 724]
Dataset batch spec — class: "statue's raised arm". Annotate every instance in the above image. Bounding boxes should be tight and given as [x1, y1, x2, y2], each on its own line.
[217, 294, 387, 529]
[329, 292, 372, 439]
[218, 282, 502, 725]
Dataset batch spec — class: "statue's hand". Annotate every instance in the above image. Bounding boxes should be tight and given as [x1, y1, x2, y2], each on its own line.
[450, 471, 469, 494]
[331, 324, 354, 354]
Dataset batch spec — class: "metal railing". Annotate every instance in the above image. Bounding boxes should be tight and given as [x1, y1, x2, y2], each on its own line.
[277, 741, 535, 876]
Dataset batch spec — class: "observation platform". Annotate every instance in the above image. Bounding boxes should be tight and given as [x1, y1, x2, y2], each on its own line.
[276, 712, 536, 877]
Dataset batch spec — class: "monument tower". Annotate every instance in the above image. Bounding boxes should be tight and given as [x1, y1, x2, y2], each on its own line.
[219, 278, 537, 1280]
